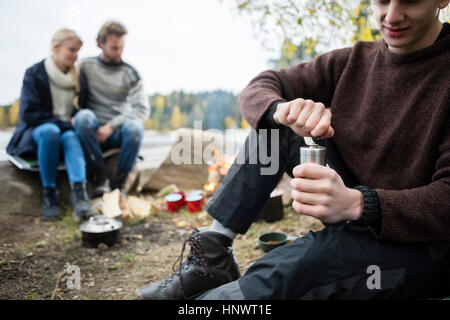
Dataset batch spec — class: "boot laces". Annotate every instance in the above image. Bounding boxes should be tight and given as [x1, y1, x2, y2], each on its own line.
[168, 231, 212, 298]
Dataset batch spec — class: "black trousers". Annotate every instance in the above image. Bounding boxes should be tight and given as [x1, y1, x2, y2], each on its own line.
[203, 127, 450, 299]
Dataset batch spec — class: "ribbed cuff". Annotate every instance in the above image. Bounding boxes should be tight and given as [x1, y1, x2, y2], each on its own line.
[351, 185, 381, 232]
[257, 101, 283, 130]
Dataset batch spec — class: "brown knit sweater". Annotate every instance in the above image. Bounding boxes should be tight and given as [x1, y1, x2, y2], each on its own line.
[237, 32, 450, 243]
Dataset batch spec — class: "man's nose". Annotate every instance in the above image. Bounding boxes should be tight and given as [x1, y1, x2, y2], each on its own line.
[385, 3, 405, 25]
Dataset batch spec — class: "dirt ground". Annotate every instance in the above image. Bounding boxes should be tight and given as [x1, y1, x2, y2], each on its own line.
[0, 193, 324, 300]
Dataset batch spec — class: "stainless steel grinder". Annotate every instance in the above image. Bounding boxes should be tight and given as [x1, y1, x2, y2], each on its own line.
[300, 137, 327, 166]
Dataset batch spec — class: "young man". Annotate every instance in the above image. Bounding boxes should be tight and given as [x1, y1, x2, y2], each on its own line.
[75, 21, 150, 198]
[136, 0, 450, 299]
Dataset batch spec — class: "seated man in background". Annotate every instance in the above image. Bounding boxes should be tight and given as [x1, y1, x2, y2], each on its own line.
[75, 20, 150, 198]
[136, 0, 450, 300]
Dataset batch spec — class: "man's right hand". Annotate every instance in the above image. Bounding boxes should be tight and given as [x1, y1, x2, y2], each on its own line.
[273, 98, 334, 139]
[97, 124, 114, 144]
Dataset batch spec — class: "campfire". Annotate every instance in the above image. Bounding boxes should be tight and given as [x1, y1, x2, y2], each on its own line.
[203, 181, 219, 197]
[203, 151, 236, 196]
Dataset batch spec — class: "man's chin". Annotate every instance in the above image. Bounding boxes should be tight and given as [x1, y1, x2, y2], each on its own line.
[102, 54, 122, 63]
[384, 38, 413, 53]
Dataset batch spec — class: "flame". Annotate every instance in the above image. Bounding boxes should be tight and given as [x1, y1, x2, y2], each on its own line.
[214, 153, 236, 176]
[204, 150, 237, 195]
[208, 164, 218, 173]
[203, 181, 219, 195]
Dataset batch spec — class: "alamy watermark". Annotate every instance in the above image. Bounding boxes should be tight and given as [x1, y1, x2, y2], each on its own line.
[366, 265, 381, 290]
[66, 5, 81, 30]
[66, 263, 81, 290]
[170, 121, 280, 175]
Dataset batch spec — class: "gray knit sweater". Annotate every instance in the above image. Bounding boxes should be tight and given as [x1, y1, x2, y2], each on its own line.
[78, 57, 150, 129]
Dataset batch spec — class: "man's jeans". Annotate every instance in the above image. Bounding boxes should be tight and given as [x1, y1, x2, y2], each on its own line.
[74, 109, 144, 176]
[32, 122, 87, 188]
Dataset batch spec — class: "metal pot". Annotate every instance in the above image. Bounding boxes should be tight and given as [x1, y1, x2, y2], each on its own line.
[79, 215, 123, 248]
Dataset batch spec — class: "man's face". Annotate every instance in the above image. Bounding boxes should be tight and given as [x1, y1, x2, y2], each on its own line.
[99, 34, 125, 63]
[372, 0, 449, 54]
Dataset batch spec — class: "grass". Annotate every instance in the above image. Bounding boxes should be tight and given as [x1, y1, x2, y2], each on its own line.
[1, 191, 324, 299]
[107, 262, 122, 270]
[122, 252, 136, 264]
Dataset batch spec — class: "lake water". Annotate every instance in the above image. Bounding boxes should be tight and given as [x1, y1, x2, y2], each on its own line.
[0, 128, 249, 168]
[0, 129, 174, 167]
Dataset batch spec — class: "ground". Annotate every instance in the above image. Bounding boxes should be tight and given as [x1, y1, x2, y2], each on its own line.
[0, 194, 324, 300]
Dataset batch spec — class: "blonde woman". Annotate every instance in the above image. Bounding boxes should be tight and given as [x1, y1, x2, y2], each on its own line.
[7, 29, 91, 220]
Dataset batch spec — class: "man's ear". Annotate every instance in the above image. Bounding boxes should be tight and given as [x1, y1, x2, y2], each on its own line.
[439, 0, 450, 10]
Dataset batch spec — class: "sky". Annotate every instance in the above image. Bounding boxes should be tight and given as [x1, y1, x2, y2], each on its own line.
[0, 0, 276, 105]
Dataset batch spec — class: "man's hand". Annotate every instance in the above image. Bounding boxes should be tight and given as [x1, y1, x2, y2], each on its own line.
[290, 163, 363, 224]
[97, 124, 114, 144]
[273, 98, 334, 139]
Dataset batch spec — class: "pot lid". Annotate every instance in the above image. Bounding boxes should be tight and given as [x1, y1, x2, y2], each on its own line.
[80, 215, 123, 233]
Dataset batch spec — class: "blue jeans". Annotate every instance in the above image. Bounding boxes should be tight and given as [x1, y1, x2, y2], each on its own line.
[74, 109, 144, 176]
[32, 123, 87, 188]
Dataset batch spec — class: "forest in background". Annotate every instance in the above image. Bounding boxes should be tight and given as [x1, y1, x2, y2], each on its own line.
[0, 90, 251, 131]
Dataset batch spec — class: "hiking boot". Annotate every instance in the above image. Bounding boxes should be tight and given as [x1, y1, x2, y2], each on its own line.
[41, 187, 62, 220]
[70, 182, 91, 221]
[91, 167, 111, 198]
[135, 229, 241, 300]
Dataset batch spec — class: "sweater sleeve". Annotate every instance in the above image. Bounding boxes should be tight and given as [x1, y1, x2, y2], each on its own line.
[237, 47, 352, 129]
[107, 72, 151, 130]
[373, 121, 450, 242]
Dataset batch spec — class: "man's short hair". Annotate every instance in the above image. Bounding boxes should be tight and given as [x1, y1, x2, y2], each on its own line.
[97, 20, 128, 45]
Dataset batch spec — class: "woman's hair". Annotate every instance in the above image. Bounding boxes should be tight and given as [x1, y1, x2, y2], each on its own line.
[96, 20, 127, 45]
[51, 28, 82, 51]
[51, 28, 83, 109]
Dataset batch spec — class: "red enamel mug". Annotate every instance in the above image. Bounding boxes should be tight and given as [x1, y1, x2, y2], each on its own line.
[186, 194, 204, 213]
[165, 193, 184, 212]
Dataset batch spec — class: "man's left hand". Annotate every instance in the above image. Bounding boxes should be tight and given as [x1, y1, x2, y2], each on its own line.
[290, 163, 363, 224]
[97, 124, 114, 144]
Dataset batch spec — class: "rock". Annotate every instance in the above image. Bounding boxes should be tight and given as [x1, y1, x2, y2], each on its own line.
[0, 153, 138, 216]
[96, 243, 109, 253]
[142, 128, 246, 191]
[36, 240, 47, 248]
[0, 161, 59, 216]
